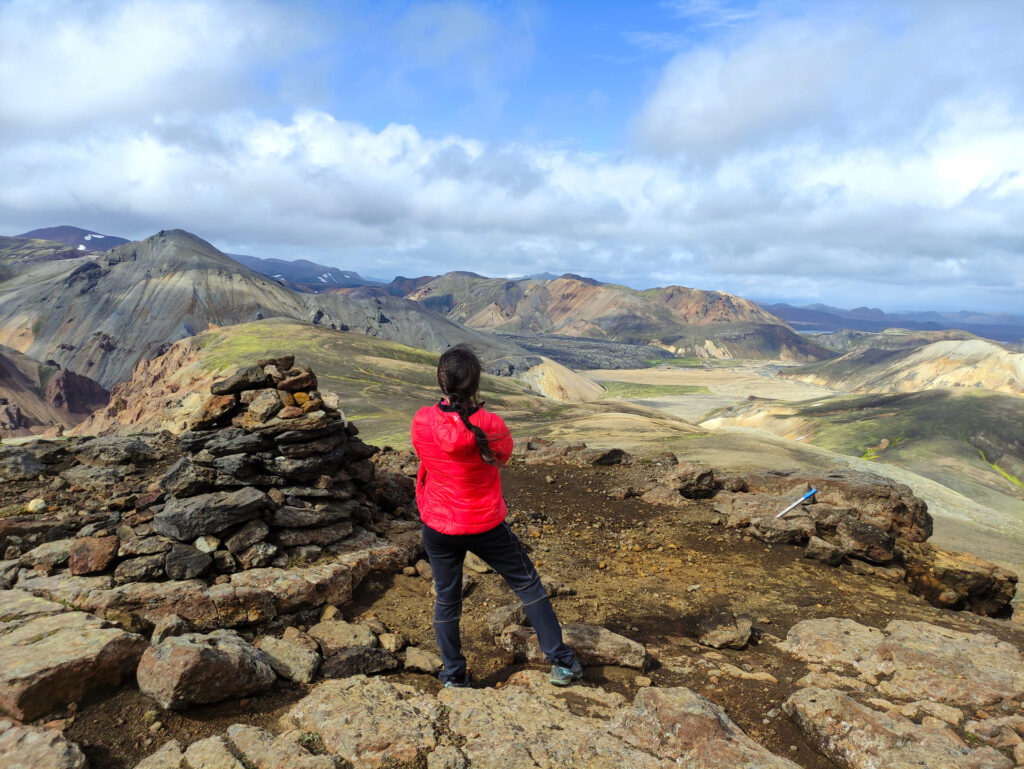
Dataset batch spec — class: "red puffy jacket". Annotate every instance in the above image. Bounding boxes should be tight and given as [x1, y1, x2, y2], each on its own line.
[411, 402, 514, 535]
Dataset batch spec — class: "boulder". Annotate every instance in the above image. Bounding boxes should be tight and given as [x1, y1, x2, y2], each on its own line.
[68, 535, 119, 575]
[237, 542, 278, 569]
[278, 367, 317, 392]
[803, 536, 844, 566]
[72, 435, 159, 466]
[577, 448, 630, 466]
[136, 630, 276, 710]
[118, 535, 174, 557]
[741, 470, 932, 542]
[0, 607, 147, 720]
[486, 603, 528, 635]
[308, 620, 378, 656]
[201, 428, 272, 456]
[714, 493, 817, 543]
[205, 583, 277, 626]
[133, 739, 184, 769]
[151, 614, 191, 645]
[271, 521, 353, 548]
[153, 487, 272, 541]
[0, 447, 43, 481]
[225, 724, 337, 769]
[612, 686, 801, 768]
[903, 545, 1017, 616]
[695, 610, 753, 650]
[248, 389, 283, 422]
[785, 687, 1011, 769]
[836, 520, 894, 564]
[281, 676, 441, 767]
[183, 736, 246, 768]
[404, 647, 443, 674]
[498, 623, 648, 669]
[257, 632, 321, 684]
[463, 551, 491, 573]
[164, 544, 212, 580]
[211, 366, 269, 396]
[19, 539, 73, 569]
[113, 553, 166, 584]
[84, 580, 219, 633]
[321, 646, 400, 678]
[225, 519, 270, 554]
[0, 719, 88, 769]
[159, 457, 217, 498]
[269, 502, 357, 528]
[661, 463, 719, 499]
[230, 562, 353, 613]
[778, 617, 1024, 708]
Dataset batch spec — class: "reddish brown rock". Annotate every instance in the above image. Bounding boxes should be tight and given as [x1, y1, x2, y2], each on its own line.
[614, 686, 801, 768]
[903, 544, 1017, 617]
[0, 610, 147, 721]
[278, 368, 317, 392]
[137, 630, 276, 710]
[0, 719, 88, 769]
[68, 536, 119, 576]
[785, 687, 1011, 769]
[189, 394, 238, 429]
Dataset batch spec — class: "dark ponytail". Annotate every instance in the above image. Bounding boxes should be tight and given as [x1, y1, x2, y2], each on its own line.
[437, 344, 498, 465]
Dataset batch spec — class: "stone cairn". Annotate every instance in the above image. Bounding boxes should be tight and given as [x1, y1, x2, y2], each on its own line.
[152, 354, 382, 576]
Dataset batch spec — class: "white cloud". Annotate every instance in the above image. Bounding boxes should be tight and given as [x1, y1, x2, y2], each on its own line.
[0, 0, 1021, 312]
[0, 0, 306, 132]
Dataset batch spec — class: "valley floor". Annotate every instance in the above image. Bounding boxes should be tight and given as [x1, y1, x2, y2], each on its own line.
[582, 363, 1024, 618]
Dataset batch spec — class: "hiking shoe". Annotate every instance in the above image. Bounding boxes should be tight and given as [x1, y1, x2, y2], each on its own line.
[549, 659, 583, 686]
[443, 673, 471, 688]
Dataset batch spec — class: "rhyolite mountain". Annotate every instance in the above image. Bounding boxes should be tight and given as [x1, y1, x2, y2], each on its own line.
[229, 253, 378, 293]
[17, 225, 130, 252]
[779, 338, 1024, 396]
[397, 272, 830, 361]
[0, 229, 539, 390]
[0, 344, 108, 436]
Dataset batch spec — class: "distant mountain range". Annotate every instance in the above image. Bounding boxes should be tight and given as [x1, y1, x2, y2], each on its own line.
[0, 229, 528, 388]
[229, 253, 380, 293]
[17, 225, 130, 252]
[762, 302, 1024, 343]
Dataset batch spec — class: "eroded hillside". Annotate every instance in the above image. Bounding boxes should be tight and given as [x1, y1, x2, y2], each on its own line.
[401, 272, 831, 361]
[781, 338, 1024, 395]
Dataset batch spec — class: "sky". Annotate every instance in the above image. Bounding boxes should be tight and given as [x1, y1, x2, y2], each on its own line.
[1, 0, 1022, 312]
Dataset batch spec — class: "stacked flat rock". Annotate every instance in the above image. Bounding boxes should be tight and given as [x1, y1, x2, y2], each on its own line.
[149, 355, 382, 574]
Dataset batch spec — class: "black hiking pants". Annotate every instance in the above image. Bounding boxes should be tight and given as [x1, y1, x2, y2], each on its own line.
[422, 521, 575, 684]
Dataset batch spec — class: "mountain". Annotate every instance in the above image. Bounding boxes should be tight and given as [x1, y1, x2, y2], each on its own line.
[779, 338, 1024, 395]
[0, 345, 108, 437]
[398, 272, 831, 361]
[763, 302, 1024, 343]
[811, 328, 979, 353]
[0, 230, 538, 389]
[0, 235, 85, 281]
[228, 253, 378, 293]
[17, 225, 130, 252]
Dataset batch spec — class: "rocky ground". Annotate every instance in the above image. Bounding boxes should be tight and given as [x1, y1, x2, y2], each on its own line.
[0, 362, 1022, 769]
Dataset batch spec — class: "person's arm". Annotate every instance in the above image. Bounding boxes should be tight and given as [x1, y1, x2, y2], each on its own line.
[488, 415, 514, 466]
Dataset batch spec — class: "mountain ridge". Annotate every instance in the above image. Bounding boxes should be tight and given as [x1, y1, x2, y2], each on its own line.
[17, 225, 130, 252]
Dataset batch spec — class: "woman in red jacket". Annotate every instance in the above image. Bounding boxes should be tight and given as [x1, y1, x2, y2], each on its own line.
[411, 344, 581, 688]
